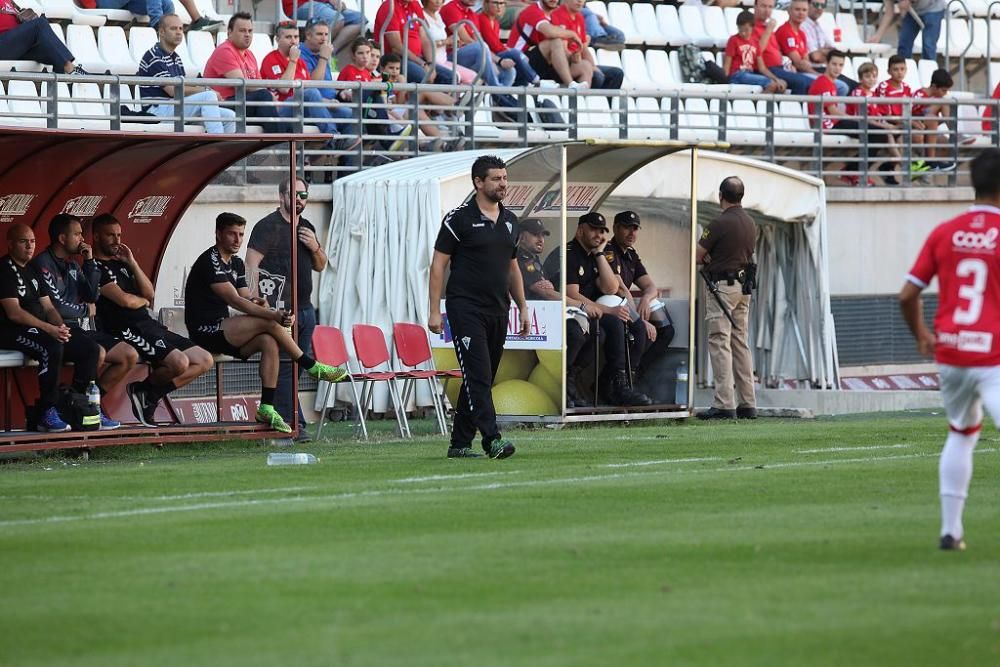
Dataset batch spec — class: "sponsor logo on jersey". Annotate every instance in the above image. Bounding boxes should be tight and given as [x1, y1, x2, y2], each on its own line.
[952, 228, 998, 251]
[127, 196, 174, 223]
[0, 194, 35, 222]
[61, 195, 105, 218]
[938, 330, 995, 354]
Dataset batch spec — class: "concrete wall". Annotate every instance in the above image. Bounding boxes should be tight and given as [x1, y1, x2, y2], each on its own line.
[825, 187, 974, 296]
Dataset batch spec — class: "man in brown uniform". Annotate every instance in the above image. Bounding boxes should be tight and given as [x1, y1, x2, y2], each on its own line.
[696, 177, 758, 420]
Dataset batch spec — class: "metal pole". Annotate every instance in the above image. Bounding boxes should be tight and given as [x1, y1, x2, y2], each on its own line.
[687, 146, 698, 411]
[560, 144, 568, 415]
[289, 141, 300, 437]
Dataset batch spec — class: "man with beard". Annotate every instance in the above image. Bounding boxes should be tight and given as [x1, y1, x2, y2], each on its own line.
[607, 211, 674, 378]
[245, 177, 327, 441]
[92, 213, 214, 426]
[185, 212, 346, 434]
[31, 213, 140, 429]
[555, 212, 651, 406]
[428, 155, 530, 459]
[0, 224, 102, 432]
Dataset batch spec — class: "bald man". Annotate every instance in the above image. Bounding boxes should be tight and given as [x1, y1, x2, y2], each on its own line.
[0, 224, 103, 432]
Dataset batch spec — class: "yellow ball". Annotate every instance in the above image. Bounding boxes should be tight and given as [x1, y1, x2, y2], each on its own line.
[491, 379, 558, 416]
[535, 349, 563, 378]
[492, 349, 537, 385]
[528, 362, 562, 406]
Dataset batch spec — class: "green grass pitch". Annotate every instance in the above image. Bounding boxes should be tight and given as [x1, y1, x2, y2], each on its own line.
[1, 411, 998, 666]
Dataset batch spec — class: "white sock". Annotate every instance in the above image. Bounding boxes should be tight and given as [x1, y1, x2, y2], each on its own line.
[939, 427, 980, 539]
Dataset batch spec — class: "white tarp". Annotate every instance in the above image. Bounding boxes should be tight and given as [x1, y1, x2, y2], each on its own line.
[317, 145, 838, 413]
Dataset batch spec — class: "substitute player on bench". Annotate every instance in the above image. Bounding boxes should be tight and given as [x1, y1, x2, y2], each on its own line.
[184, 213, 347, 433]
[900, 148, 1000, 551]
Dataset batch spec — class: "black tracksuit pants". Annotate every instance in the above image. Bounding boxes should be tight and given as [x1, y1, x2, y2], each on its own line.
[447, 304, 507, 450]
[0, 325, 100, 411]
[598, 314, 648, 375]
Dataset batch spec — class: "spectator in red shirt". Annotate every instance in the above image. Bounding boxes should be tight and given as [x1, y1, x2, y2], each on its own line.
[338, 37, 374, 83]
[982, 80, 1000, 134]
[508, 0, 590, 87]
[374, 0, 455, 84]
[0, 0, 85, 74]
[260, 21, 354, 146]
[203, 12, 293, 133]
[753, 0, 815, 94]
[851, 60, 903, 184]
[773, 0, 824, 91]
[911, 69, 955, 172]
[552, 0, 622, 89]
[723, 10, 785, 92]
[807, 50, 875, 186]
[479, 0, 540, 87]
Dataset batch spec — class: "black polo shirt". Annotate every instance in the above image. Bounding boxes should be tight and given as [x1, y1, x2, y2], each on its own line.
[0, 255, 49, 325]
[543, 239, 601, 301]
[607, 240, 648, 290]
[516, 248, 546, 297]
[434, 198, 519, 314]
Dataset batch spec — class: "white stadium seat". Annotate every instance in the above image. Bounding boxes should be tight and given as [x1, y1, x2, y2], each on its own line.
[71, 82, 111, 130]
[97, 26, 138, 74]
[838, 13, 892, 54]
[250, 34, 274, 66]
[724, 7, 740, 35]
[937, 17, 981, 58]
[701, 7, 731, 49]
[655, 5, 693, 47]
[129, 27, 158, 67]
[66, 25, 109, 74]
[904, 58, 922, 91]
[726, 99, 765, 145]
[677, 5, 717, 49]
[645, 50, 681, 90]
[621, 49, 658, 91]
[578, 95, 619, 139]
[185, 30, 218, 76]
[678, 97, 718, 142]
[631, 4, 667, 48]
[607, 2, 643, 47]
[4, 80, 46, 127]
[627, 96, 669, 139]
[40, 0, 105, 26]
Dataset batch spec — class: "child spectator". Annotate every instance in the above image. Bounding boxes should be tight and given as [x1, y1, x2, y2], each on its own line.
[850, 61, 903, 185]
[981, 79, 1000, 133]
[723, 10, 787, 92]
[911, 69, 956, 172]
[806, 50, 872, 186]
[875, 55, 923, 178]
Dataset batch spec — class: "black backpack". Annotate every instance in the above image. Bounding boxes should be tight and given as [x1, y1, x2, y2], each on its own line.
[57, 387, 100, 432]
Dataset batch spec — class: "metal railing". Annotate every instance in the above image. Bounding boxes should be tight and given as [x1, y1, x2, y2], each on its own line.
[3, 70, 1000, 186]
[945, 0, 975, 90]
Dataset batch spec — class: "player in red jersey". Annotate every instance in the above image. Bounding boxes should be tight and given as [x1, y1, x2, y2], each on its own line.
[900, 148, 1000, 552]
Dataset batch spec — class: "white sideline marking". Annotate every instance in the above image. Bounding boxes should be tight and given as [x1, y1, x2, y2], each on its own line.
[2, 448, 996, 529]
[795, 444, 912, 454]
[394, 471, 522, 484]
[603, 457, 722, 468]
[0, 486, 319, 503]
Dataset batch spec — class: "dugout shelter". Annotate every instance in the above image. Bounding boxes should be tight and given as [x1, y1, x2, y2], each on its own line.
[318, 140, 838, 425]
[0, 127, 318, 453]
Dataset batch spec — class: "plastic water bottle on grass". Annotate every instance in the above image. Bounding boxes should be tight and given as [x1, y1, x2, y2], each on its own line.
[267, 453, 317, 466]
[674, 360, 689, 407]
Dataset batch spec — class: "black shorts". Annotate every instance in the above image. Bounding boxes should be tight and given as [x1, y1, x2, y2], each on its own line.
[187, 321, 250, 360]
[526, 47, 559, 83]
[84, 329, 122, 353]
[112, 319, 195, 363]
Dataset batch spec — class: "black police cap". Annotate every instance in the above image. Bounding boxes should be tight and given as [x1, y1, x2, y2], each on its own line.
[578, 211, 608, 230]
[614, 211, 641, 228]
[520, 218, 550, 236]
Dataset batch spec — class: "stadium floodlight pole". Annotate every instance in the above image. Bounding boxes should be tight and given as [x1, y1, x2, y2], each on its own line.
[289, 140, 300, 437]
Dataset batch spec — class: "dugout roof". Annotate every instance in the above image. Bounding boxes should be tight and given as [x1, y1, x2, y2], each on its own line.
[0, 127, 305, 282]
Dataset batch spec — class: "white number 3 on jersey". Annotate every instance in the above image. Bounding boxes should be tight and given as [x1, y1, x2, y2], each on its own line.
[955, 258, 988, 325]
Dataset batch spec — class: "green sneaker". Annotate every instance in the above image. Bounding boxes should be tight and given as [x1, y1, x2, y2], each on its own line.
[910, 159, 931, 176]
[487, 438, 516, 459]
[256, 404, 292, 434]
[308, 362, 348, 383]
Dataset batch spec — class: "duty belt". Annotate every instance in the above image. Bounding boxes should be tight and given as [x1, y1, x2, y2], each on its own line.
[708, 270, 745, 284]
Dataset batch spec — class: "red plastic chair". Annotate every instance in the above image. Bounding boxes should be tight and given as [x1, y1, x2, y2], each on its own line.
[391, 322, 462, 435]
[311, 325, 369, 440]
[351, 324, 410, 438]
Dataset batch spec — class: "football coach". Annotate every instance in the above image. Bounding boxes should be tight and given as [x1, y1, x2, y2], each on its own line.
[428, 155, 530, 460]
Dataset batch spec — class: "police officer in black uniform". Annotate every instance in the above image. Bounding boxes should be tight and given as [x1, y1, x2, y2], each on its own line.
[428, 155, 530, 459]
[550, 212, 651, 407]
[608, 211, 674, 375]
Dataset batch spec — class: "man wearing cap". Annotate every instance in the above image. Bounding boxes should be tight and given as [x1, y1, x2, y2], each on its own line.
[608, 211, 674, 377]
[696, 176, 758, 420]
[518, 218, 590, 407]
[545, 211, 651, 407]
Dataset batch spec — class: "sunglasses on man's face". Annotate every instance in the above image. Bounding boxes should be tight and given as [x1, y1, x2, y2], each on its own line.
[810, 1, 825, 6]
[296, 191, 309, 200]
